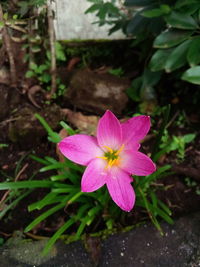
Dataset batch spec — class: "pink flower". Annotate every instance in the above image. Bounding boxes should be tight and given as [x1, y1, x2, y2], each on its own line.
[58, 110, 156, 212]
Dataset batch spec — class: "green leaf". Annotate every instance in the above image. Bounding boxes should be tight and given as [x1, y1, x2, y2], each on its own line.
[175, 0, 199, 9]
[42, 218, 75, 255]
[25, 70, 35, 78]
[179, 4, 200, 15]
[151, 105, 171, 161]
[126, 14, 149, 35]
[153, 205, 173, 224]
[165, 40, 191, 72]
[40, 163, 66, 172]
[88, 206, 101, 217]
[85, 4, 101, 14]
[165, 11, 198, 30]
[142, 68, 162, 88]
[157, 199, 172, 216]
[28, 192, 57, 211]
[0, 189, 32, 220]
[142, 5, 170, 18]
[40, 73, 51, 83]
[25, 202, 66, 232]
[50, 173, 69, 181]
[183, 133, 196, 143]
[124, 0, 156, 7]
[60, 121, 76, 135]
[3, 13, 8, 20]
[181, 66, 200, 85]
[127, 77, 143, 102]
[67, 192, 83, 205]
[29, 62, 38, 71]
[149, 48, 173, 71]
[0, 144, 8, 148]
[30, 155, 49, 165]
[38, 64, 48, 73]
[0, 181, 53, 190]
[13, 14, 18, 20]
[35, 113, 61, 143]
[153, 29, 193, 48]
[142, 8, 164, 18]
[187, 37, 200, 66]
[55, 42, 66, 61]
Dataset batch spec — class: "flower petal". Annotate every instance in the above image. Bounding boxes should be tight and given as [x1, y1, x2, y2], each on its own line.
[81, 158, 107, 192]
[106, 167, 135, 212]
[122, 115, 150, 145]
[58, 134, 103, 166]
[124, 142, 140, 151]
[120, 150, 156, 176]
[97, 110, 122, 150]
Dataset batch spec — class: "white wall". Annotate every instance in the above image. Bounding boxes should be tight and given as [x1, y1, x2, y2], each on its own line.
[53, 0, 126, 40]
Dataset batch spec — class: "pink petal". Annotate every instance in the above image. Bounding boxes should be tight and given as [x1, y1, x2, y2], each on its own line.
[120, 150, 156, 176]
[121, 116, 150, 145]
[58, 134, 103, 166]
[81, 158, 107, 192]
[106, 167, 135, 212]
[97, 110, 122, 150]
[124, 142, 141, 151]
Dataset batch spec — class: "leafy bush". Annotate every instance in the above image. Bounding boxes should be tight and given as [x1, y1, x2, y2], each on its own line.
[86, 0, 200, 106]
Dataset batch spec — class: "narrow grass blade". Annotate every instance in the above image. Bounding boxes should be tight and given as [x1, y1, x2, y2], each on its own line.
[0, 189, 33, 219]
[152, 104, 171, 161]
[42, 218, 75, 255]
[25, 202, 66, 232]
[0, 181, 53, 190]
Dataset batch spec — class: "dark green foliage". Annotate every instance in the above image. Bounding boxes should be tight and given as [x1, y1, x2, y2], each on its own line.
[86, 0, 200, 106]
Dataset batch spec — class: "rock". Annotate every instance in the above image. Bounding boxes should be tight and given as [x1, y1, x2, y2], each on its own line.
[62, 108, 99, 135]
[0, 213, 200, 266]
[1, 231, 57, 266]
[99, 212, 200, 267]
[64, 68, 129, 115]
[57, 109, 99, 162]
[8, 104, 62, 148]
[0, 231, 93, 267]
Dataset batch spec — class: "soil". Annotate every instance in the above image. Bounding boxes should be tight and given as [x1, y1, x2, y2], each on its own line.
[0, 42, 200, 244]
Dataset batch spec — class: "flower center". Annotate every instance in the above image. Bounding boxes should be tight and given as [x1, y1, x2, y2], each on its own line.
[98, 144, 124, 169]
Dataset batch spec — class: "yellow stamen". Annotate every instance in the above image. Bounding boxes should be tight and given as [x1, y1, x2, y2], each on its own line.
[97, 144, 125, 169]
[96, 156, 107, 160]
[115, 144, 125, 155]
[108, 159, 113, 166]
[103, 146, 113, 153]
[110, 159, 116, 167]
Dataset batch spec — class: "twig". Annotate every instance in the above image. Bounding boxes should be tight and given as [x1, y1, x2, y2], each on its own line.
[47, 0, 57, 99]
[0, 43, 6, 67]
[0, 117, 21, 126]
[0, 4, 17, 87]
[15, 163, 29, 181]
[25, 232, 48, 240]
[28, 85, 42, 108]
[0, 163, 29, 210]
[166, 110, 179, 129]
[172, 164, 200, 182]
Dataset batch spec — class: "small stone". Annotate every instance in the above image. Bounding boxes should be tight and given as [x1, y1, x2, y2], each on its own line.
[64, 68, 129, 115]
